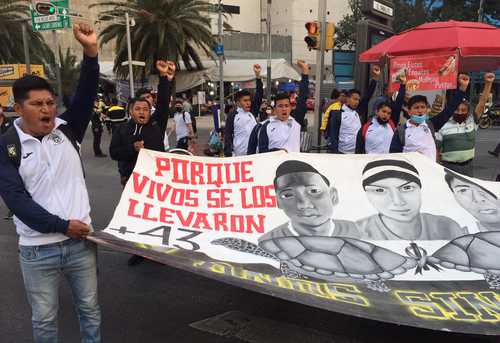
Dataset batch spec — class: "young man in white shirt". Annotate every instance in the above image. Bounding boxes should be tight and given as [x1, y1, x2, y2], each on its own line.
[0, 23, 101, 342]
[390, 74, 470, 161]
[170, 99, 195, 150]
[223, 64, 263, 156]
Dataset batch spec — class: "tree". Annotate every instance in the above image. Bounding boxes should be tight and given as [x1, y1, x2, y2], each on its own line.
[335, 0, 500, 49]
[91, 0, 216, 79]
[0, 0, 52, 64]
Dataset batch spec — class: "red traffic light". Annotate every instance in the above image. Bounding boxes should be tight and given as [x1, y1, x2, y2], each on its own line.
[35, 2, 56, 15]
[305, 22, 318, 35]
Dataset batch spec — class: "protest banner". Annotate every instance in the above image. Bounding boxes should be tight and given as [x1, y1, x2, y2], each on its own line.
[389, 52, 459, 92]
[90, 150, 500, 335]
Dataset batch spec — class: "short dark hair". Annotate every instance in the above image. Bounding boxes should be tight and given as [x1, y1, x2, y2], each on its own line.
[376, 101, 392, 112]
[273, 160, 330, 189]
[235, 89, 251, 101]
[330, 88, 340, 100]
[136, 87, 153, 98]
[408, 95, 429, 109]
[275, 92, 291, 103]
[127, 97, 151, 114]
[347, 89, 361, 97]
[13, 75, 54, 103]
[444, 169, 497, 199]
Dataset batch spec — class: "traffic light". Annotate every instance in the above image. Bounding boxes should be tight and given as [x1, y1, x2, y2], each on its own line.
[305, 22, 335, 51]
[305, 22, 320, 50]
[35, 2, 56, 15]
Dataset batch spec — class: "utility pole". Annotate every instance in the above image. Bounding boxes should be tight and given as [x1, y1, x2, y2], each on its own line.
[266, 0, 272, 102]
[478, 0, 485, 22]
[22, 23, 31, 75]
[125, 12, 135, 98]
[52, 30, 63, 100]
[312, 0, 327, 146]
[218, 0, 225, 118]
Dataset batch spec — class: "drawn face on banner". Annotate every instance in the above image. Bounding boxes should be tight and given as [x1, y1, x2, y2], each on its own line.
[365, 177, 422, 222]
[446, 171, 500, 229]
[275, 171, 338, 231]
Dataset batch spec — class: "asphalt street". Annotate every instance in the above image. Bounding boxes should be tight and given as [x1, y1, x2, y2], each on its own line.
[1, 116, 499, 343]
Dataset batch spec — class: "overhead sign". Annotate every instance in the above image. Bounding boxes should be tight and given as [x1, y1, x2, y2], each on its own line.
[373, 0, 394, 17]
[389, 52, 459, 92]
[214, 44, 224, 56]
[90, 150, 500, 335]
[361, 0, 394, 21]
[0, 64, 45, 80]
[30, 0, 71, 32]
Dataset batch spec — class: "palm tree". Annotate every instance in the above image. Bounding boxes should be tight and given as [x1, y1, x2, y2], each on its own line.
[91, 0, 217, 79]
[0, 0, 52, 64]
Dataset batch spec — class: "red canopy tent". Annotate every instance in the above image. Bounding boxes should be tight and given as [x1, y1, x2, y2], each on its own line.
[359, 20, 500, 72]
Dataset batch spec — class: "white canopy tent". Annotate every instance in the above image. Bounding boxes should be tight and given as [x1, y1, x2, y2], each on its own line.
[99, 58, 301, 93]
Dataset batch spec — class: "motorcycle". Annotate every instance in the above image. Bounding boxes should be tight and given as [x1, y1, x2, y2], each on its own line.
[479, 103, 500, 129]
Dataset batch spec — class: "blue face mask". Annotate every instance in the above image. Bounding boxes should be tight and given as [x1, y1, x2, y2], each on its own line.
[410, 114, 428, 125]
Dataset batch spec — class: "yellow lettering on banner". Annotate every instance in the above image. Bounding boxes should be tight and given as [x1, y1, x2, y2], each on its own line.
[429, 292, 477, 322]
[322, 284, 370, 307]
[275, 276, 294, 290]
[457, 292, 500, 323]
[209, 262, 235, 275]
[394, 291, 448, 320]
[192, 260, 206, 268]
[253, 273, 273, 284]
[294, 280, 329, 298]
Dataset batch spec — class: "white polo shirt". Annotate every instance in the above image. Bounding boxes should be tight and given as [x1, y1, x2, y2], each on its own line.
[403, 120, 437, 161]
[173, 111, 191, 141]
[365, 118, 395, 154]
[13, 118, 91, 246]
[233, 107, 257, 156]
[338, 104, 361, 154]
[266, 116, 301, 152]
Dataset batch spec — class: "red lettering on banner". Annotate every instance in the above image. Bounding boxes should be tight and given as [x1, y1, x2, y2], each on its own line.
[245, 215, 265, 233]
[155, 158, 170, 176]
[213, 213, 229, 231]
[132, 172, 150, 194]
[231, 216, 245, 233]
[142, 203, 158, 222]
[185, 189, 199, 207]
[239, 185, 277, 208]
[225, 162, 241, 183]
[146, 180, 156, 199]
[206, 163, 223, 188]
[171, 158, 190, 184]
[176, 211, 195, 227]
[207, 189, 233, 208]
[127, 198, 142, 218]
[192, 212, 211, 229]
[156, 183, 172, 202]
[240, 161, 254, 183]
[159, 207, 174, 224]
[191, 161, 204, 185]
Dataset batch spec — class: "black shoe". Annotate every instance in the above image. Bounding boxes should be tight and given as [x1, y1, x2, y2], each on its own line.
[127, 255, 145, 266]
[488, 150, 499, 158]
[95, 153, 107, 158]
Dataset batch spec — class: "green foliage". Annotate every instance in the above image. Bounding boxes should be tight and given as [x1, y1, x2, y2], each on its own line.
[91, 0, 217, 79]
[0, 0, 52, 64]
[336, 0, 500, 49]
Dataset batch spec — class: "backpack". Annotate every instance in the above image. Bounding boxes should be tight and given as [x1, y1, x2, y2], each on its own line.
[3, 124, 82, 170]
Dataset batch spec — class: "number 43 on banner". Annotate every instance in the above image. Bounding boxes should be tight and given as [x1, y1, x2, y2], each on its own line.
[108, 226, 201, 251]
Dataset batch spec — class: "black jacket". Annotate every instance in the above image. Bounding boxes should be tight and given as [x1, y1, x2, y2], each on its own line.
[0, 116, 13, 135]
[110, 76, 172, 178]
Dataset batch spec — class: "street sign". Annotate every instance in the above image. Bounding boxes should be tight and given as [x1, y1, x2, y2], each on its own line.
[214, 44, 224, 56]
[30, 0, 71, 32]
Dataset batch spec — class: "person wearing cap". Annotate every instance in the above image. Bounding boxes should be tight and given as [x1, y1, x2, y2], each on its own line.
[169, 99, 195, 150]
[258, 160, 359, 246]
[436, 73, 495, 177]
[248, 60, 310, 154]
[444, 169, 500, 232]
[389, 74, 470, 161]
[223, 64, 263, 157]
[356, 158, 467, 240]
[355, 74, 407, 154]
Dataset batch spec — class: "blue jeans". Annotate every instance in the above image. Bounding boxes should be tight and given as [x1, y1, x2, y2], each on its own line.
[19, 239, 101, 343]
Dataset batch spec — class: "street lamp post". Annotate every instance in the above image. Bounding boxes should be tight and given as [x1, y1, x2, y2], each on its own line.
[125, 12, 135, 98]
[218, 0, 225, 119]
[267, 0, 272, 102]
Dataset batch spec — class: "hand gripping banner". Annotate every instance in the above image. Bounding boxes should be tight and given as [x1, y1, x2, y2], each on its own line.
[89, 150, 500, 335]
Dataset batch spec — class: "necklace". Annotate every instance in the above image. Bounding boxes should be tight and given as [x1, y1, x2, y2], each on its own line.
[378, 214, 423, 241]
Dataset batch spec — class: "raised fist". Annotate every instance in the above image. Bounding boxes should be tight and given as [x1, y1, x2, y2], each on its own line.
[371, 65, 381, 80]
[458, 74, 470, 92]
[253, 64, 262, 78]
[73, 23, 98, 57]
[157, 60, 176, 80]
[484, 72, 496, 84]
[297, 60, 310, 75]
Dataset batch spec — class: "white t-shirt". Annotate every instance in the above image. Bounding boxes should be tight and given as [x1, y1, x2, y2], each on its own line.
[233, 107, 257, 156]
[266, 117, 301, 152]
[403, 121, 436, 160]
[174, 111, 191, 141]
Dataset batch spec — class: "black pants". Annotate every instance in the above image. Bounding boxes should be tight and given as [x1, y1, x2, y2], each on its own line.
[176, 137, 189, 150]
[92, 127, 103, 155]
